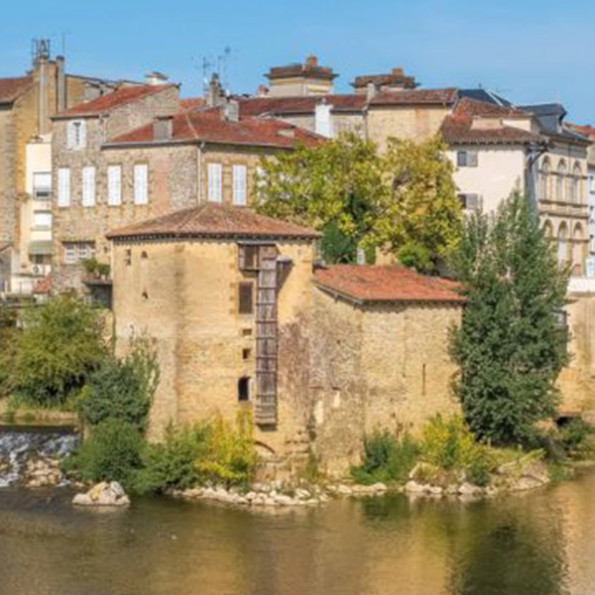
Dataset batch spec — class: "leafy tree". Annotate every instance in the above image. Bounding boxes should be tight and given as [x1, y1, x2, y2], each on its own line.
[379, 136, 463, 271]
[79, 336, 159, 431]
[256, 132, 387, 263]
[0, 302, 19, 396]
[13, 296, 107, 407]
[450, 193, 569, 445]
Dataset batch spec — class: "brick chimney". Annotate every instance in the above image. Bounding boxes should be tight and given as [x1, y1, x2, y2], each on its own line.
[306, 54, 318, 68]
[222, 98, 240, 122]
[153, 115, 173, 141]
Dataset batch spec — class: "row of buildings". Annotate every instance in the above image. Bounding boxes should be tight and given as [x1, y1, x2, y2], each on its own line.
[2, 43, 594, 472]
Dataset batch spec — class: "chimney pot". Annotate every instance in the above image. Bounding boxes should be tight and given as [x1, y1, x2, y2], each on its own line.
[222, 99, 240, 122]
[306, 55, 318, 68]
[145, 71, 168, 86]
[392, 67, 404, 76]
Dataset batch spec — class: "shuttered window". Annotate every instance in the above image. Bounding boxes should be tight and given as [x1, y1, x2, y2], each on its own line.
[82, 166, 96, 207]
[232, 165, 247, 206]
[134, 164, 148, 205]
[67, 120, 86, 150]
[238, 282, 254, 315]
[207, 163, 223, 202]
[57, 168, 71, 207]
[108, 165, 122, 206]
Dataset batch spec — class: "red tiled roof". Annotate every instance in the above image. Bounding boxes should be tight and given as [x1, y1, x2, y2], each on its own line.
[314, 265, 465, 304]
[453, 97, 527, 118]
[106, 108, 323, 149]
[0, 76, 33, 104]
[352, 68, 418, 90]
[370, 88, 459, 106]
[106, 203, 321, 241]
[236, 94, 366, 116]
[441, 114, 542, 145]
[266, 57, 337, 81]
[570, 124, 595, 139]
[54, 84, 175, 118]
[179, 97, 205, 111]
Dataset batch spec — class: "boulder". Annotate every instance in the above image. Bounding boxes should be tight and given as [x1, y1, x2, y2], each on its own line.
[73, 481, 130, 508]
[458, 482, 484, 496]
[405, 481, 428, 494]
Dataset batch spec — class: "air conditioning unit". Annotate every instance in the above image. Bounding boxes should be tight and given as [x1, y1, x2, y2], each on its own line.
[32, 265, 41, 275]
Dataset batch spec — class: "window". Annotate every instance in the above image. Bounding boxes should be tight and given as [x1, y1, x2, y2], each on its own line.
[108, 165, 122, 206]
[232, 165, 247, 206]
[125, 249, 132, 266]
[458, 193, 482, 211]
[540, 158, 550, 200]
[238, 244, 260, 271]
[33, 172, 51, 200]
[457, 150, 478, 168]
[557, 161, 567, 201]
[238, 282, 254, 314]
[82, 166, 96, 207]
[242, 348, 251, 360]
[33, 212, 52, 229]
[63, 242, 96, 265]
[571, 163, 582, 204]
[67, 120, 86, 150]
[238, 377, 250, 402]
[207, 163, 223, 202]
[57, 168, 71, 207]
[557, 223, 568, 266]
[134, 164, 148, 205]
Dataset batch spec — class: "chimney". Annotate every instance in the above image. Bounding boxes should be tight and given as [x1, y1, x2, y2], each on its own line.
[366, 82, 377, 101]
[56, 55, 66, 112]
[306, 54, 318, 68]
[145, 71, 168, 86]
[153, 115, 174, 141]
[392, 67, 404, 76]
[206, 73, 225, 108]
[257, 84, 269, 97]
[223, 99, 240, 122]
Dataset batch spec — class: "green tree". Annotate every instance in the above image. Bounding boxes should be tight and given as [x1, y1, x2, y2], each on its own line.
[450, 193, 569, 445]
[13, 296, 107, 407]
[379, 136, 463, 271]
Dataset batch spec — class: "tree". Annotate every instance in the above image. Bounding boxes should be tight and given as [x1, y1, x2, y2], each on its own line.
[13, 296, 107, 407]
[450, 193, 569, 445]
[379, 136, 463, 271]
[256, 132, 463, 270]
[256, 132, 386, 263]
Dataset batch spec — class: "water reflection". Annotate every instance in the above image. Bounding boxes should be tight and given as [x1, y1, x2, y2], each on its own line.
[0, 472, 594, 594]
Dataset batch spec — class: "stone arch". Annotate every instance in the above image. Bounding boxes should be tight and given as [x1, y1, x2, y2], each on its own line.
[542, 219, 554, 239]
[557, 221, 569, 266]
[540, 157, 550, 199]
[571, 162, 582, 204]
[572, 222, 585, 275]
[557, 160, 567, 201]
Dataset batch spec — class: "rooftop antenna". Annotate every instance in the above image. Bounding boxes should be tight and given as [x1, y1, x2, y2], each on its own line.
[218, 46, 232, 92]
[201, 56, 215, 94]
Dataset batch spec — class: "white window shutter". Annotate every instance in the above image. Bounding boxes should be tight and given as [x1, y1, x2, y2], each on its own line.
[82, 167, 96, 207]
[208, 163, 222, 202]
[67, 122, 75, 150]
[134, 164, 148, 205]
[232, 165, 247, 206]
[79, 120, 87, 149]
[108, 165, 122, 206]
[57, 168, 71, 207]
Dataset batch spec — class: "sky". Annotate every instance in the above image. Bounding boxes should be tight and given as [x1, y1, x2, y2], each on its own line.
[1, 0, 593, 122]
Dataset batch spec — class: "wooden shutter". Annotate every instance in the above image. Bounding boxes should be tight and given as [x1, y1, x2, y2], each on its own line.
[108, 165, 122, 206]
[57, 168, 70, 207]
[208, 163, 222, 202]
[134, 164, 148, 205]
[82, 167, 95, 206]
[78, 120, 87, 149]
[232, 165, 247, 206]
[238, 282, 254, 314]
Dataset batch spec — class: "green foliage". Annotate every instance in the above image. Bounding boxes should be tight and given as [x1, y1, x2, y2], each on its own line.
[256, 132, 462, 270]
[79, 336, 159, 431]
[0, 303, 19, 396]
[82, 258, 99, 275]
[300, 451, 325, 485]
[450, 193, 569, 445]
[559, 419, 593, 459]
[69, 418, 144, 486]
[133, 424, 210, 493]
[351, 429, 419, 485]
[13, 296, 107, 407]
[96, 263, 111, 277]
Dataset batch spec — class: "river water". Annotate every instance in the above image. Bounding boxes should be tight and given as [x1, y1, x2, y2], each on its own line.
[1, 471, 595, 595]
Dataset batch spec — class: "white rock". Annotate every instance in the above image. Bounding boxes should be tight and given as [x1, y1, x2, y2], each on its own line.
[274, 494, 295, 506]
[73, 493, 93, 506]
[430, 486, 444, 496]
[337, 485, 353, 495]
[458, 482, 483, 496]
[405, 481, 426, 493]
[295, 488, 311, 500]
[73, 482, 130, 508]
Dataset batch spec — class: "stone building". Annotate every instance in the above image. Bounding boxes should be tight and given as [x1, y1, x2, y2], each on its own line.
[107, 204, 465, 473]
[264, 55, 337, 97]
[351, 66, 418, 94]
[51, 85, 321, 291]
[0, 40, 131, 292]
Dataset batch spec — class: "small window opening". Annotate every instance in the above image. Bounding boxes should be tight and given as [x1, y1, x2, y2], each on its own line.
[242, 348, 251, 360]
[238, 377, 250, 402]
[125, 249, 132, 266]
[242, 328, 253, 337]
[239, 245, 260, 271]
[142, 290, 149, 301]
[141, 251, 148, 259]
[239, 282, 254, 315]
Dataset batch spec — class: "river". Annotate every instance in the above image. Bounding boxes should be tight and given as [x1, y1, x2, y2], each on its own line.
[0, 471, 595, 595]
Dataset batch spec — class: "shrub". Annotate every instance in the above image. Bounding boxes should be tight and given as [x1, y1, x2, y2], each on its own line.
[79, 336, 159, 432]
[560, 418, 592, 458]
[70, 418, 144, 486]
[0, 304, 18, 396]
[13, 296, 107, 407]
[82, 258, 99, 275]
[351, 429, 419, 485]
[133, 424, 210, 493]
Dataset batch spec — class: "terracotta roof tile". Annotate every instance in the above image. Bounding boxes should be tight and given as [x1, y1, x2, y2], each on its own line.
[179, 97, 205, 111]
[370, 88, 459, 106]
[106, 203, 321, 241]
[352, 68, 418, 90]
[236, 94, 366, 116]
[266, 57, 337, 82]
[441, 116, 542, 145]
[0, 76, 33, 104]
[106, 108, 323, 149]
[570, 124, 595, 139]
[54, 84, 175, 118]
[453, 97, 527, 118]
[314, 265, 465, 304]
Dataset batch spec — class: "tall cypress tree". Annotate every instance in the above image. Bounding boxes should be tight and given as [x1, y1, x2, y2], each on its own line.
[450, 193, 569, 445]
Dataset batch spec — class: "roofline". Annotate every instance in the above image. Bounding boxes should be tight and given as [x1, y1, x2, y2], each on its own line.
[312, 278, 466, 306]
[102, 137, 308, 151]
[107, 231, 321, 242]
[445, 137, 543, 147]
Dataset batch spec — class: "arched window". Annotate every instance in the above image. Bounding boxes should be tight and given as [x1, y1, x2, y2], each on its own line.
[542, 220, 554, 239]
[557, 222, 568, 266]
[540, 158, 550, 199]
[573, 223, 585, 275]
[571, 162, 582, 204]
[557, 160, 567, 202]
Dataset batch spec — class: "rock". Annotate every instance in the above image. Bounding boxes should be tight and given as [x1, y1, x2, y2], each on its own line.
[458, 482, 483, 496]
[445, 484, 460, 496]
[295, 488, 311, 500]
[509, 476, 544, 492]
[73, 481, 130, 508]
[405, 481, 427, 493]
[336, 484, 353, 496]
[430, 486, 444, 496]
[274, 494, 295, 506]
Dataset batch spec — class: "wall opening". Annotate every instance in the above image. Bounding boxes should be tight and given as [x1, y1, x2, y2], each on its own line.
[238, 377, 250, 402]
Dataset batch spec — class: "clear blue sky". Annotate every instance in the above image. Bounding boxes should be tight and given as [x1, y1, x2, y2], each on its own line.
[2, 0, 593, 122]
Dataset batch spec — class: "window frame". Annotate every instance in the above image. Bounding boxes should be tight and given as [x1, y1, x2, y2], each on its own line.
[57, 167, 71, 207]
[134, 164, 149, 205]
[238, 281, 255, 315]
[232, 164, 247, 206]
[107, 164, 122, 206]
[207, 163, 223, 203]
[81, 166, 96, 207]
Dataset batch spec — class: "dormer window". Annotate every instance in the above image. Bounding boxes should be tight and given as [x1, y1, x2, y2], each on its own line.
[67, 120, 87, 150]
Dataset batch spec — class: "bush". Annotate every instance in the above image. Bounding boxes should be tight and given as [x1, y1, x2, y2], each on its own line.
[560, 419, 592, 458]
[133, 424, 210, 493]
[79, 336, 159, 432]
[13, 296, 107, 407]
[351, 429, 419, 485]
[69, 418, 144, 487]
